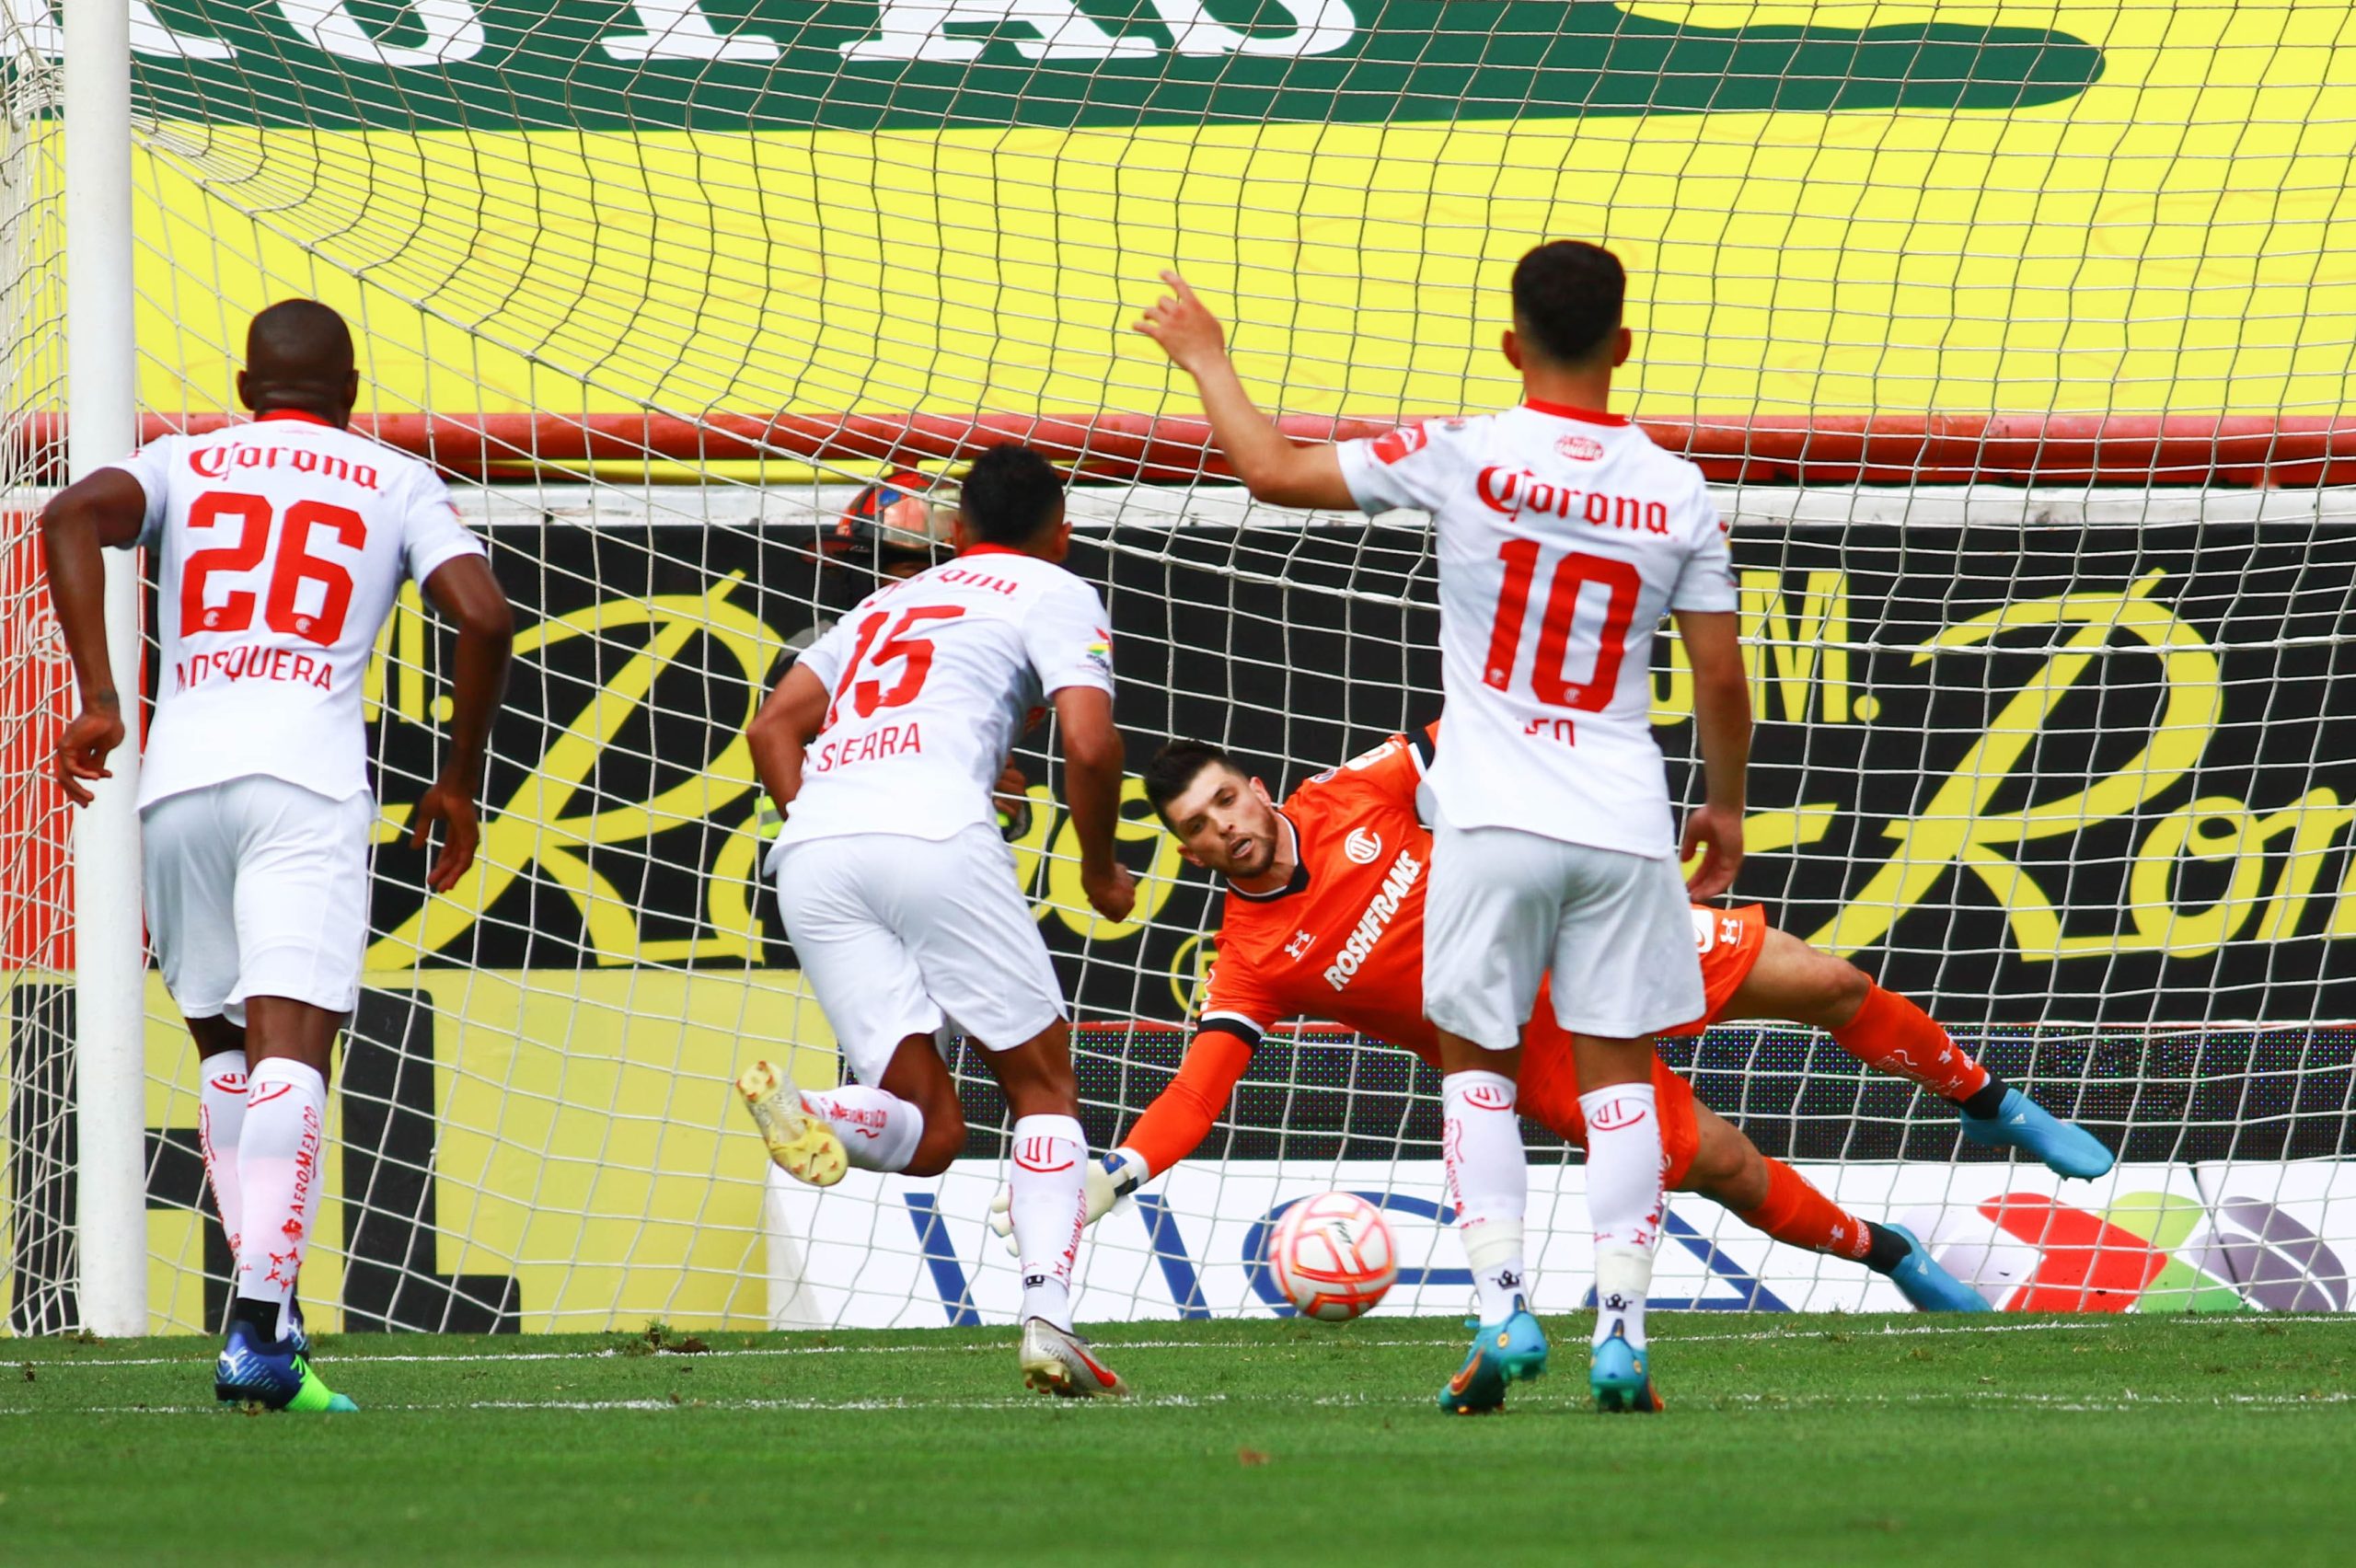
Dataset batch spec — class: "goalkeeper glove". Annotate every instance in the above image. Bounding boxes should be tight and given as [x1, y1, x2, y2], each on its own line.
[987, 1148, 1148, 1254]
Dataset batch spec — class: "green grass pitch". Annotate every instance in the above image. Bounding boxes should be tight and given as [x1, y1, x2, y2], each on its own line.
[3, 1314, 2350, 1566]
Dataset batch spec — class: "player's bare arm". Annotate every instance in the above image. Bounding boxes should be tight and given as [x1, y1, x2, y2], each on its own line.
[1676, 607, 1749, 900]
[746, 660, 831, 821]
[1134, 271, 1355, 512]
[411, 555, 514, 894]
[1053, 684, 1138, 921]
[39, 468, 147, 805]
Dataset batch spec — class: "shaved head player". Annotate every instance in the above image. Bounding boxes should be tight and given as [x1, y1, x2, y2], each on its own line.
[44, 300, 514, 1412]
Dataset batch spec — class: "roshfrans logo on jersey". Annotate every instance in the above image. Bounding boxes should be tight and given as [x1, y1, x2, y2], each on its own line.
[1322, 847, 1423, 991]
[1476, 467, 1669, 534]
[189, 441, 381, 490]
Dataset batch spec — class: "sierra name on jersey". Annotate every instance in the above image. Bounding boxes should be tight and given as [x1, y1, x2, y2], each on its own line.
[110, 411, 488, 810]
[775, 546, 1114, 855]
[1334, 403, 1737, 857]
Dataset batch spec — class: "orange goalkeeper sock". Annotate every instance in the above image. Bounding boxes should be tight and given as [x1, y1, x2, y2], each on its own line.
[1831, 984, 1994, 1106]
[1734, 1159, 1875, 1262]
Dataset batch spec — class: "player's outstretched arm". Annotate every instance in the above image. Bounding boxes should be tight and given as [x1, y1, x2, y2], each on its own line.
[988, 1024, 1257, 1246]
[747, 662, 830, 823]
[38, 471, 147, 805]
[1053, 685, 1138, 921]
[414, 556, 514, 893]
[1676, 607, 1750, 900]
[1135, 271, 1355, 512]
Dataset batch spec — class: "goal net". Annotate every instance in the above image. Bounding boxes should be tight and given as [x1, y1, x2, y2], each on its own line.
[6, 2, 2355, 1334]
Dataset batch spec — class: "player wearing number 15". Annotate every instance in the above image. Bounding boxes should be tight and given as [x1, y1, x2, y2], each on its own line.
[1138, 242, 1750, 1415]
[739, 444, 1138, 1398]
[41, 301, 514, 1412]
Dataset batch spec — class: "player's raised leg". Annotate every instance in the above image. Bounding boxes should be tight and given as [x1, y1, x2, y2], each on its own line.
[753, 831, 964, 1185]
[1722, 930, 2114, 1179]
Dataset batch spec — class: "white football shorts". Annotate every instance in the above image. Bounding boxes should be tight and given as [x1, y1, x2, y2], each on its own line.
[772, 824, 1067, 1085]
[141, 774, 375, 1024]
[1424, 822, 1703, 1046]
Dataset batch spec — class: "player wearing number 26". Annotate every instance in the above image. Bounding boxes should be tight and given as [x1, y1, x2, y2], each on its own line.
[739, 444, 1138, 1399]
[41, 301, 514, 1412]
[1138, 241, 1751, 1415]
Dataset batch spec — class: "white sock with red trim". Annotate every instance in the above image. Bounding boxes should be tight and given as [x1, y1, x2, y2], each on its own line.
[800, 1085, 922, 1173]
[1008, 1113, 1088, 1332]
[198, 1050, 248, 1256]
[1579, 1081, 1663, 1350]
[234, 1058, 328, 1340]
[1443, 1070, 1529, 1322]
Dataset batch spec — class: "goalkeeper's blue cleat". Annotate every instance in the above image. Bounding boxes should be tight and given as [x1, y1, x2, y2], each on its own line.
[214, 1323, 359, 1413]
[1959, 1088, 2116, 1180]
[1437, 1297, 1547, 1414]
[1885, 1224, 1994, 1312]
[1589, 1325, 1663, 1414]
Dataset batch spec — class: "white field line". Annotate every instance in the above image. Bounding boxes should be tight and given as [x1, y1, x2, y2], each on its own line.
[18, 1312, 2351, 1371]
[6, 1388, 2350, 1418]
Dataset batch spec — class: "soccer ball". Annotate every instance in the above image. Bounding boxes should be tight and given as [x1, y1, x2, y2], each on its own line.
[1266, 1192, 1397, 1320]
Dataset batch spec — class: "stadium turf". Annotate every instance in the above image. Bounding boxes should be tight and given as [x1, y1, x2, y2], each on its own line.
[3, 1315, 2350, 1567]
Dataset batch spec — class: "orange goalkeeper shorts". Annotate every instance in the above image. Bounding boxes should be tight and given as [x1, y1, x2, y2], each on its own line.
[1519, 995, 1702, 1190]
[1658, 903, 1769, 1038]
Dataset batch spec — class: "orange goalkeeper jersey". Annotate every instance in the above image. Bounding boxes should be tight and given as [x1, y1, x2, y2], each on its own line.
[1122, 726, 1764, 1178]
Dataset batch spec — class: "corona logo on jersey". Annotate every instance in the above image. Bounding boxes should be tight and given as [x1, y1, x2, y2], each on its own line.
[1472, 467, 1671, 534]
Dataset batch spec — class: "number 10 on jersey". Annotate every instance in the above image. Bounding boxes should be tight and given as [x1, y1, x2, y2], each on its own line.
[1482, 541, 1643, 712]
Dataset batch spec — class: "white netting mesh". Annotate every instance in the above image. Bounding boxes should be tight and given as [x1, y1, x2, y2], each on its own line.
[6, 2, 2356, 1332]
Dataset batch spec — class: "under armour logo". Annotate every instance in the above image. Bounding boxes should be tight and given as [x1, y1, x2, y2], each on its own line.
[1285, 929, 1316, 961]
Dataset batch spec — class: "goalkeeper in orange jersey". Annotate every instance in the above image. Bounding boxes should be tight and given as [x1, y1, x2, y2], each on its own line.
[999, 726, 2112, 1357]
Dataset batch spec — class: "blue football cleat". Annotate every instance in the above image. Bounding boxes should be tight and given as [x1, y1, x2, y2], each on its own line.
[1959, 1088, 2116, 1179]
[1437, 1297, 1548, 1414]
[214, 1322, 358, 1413]
[1885, 1223, 1995, 1312]
[284, 1297, 311, 1360]
[1589, 1325, 1663, 1413]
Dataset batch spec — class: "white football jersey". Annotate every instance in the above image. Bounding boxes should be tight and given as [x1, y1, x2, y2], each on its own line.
[109, 412, 488, 810]
[1336, 401, 1736, 857]
[773, 546, 1114, 857]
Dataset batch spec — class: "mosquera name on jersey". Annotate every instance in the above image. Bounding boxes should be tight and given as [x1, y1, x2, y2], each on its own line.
[772, 544, 1114, 857]
[1120, 727, 1767, 1177]
[1334, 401, 1738, 858]
[110, 410, 488, 811]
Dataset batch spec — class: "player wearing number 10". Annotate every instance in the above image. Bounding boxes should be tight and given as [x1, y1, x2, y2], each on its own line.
[1138, 241, 1750, 1414]
[41, 301, 515, 1412]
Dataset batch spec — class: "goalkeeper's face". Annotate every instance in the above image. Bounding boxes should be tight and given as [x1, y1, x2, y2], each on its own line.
[1159, 764, 1281, 879]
